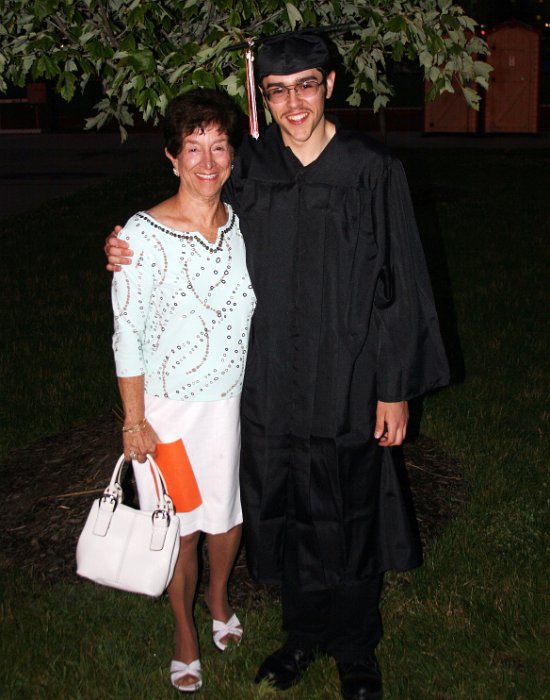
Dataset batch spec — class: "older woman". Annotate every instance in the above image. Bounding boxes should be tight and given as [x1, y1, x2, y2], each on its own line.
[111, 89, 255, 693]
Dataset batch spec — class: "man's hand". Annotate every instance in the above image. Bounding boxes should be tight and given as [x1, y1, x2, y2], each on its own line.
[374, 400, 409, 447]
[105, 225, 133, 271]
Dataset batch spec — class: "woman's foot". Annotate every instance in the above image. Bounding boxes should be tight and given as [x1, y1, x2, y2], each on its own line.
[170, 659, 202, 693]
[204, 589, 243, 650]
[212, 612, 243, 651]
[172, 622, 200, 688]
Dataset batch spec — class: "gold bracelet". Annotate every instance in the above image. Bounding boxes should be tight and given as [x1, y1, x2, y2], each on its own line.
[122, 418, 148, 433]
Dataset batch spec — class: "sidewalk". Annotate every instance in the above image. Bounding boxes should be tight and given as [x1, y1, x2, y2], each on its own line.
[1, 130, 548, 221]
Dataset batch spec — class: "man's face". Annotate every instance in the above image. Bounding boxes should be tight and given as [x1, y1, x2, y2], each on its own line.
[261, 68, 335, 149]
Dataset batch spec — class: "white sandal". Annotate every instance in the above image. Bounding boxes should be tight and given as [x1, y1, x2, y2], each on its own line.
[212, 613, 243, 651]
[170, 659, 202, 693]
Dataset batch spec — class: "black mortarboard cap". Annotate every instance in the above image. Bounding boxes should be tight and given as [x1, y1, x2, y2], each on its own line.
[256, 30, 332, 81]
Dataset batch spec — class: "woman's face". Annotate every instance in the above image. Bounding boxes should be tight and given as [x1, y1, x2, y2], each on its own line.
[166, 124, 233, 200]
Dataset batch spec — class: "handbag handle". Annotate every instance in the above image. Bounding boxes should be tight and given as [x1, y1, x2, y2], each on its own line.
[102, 453, 175, 516]
[94, 454, 177, 546]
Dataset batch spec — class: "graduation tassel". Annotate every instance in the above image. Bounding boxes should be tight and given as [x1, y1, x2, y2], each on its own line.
[245, 39, 260, 139]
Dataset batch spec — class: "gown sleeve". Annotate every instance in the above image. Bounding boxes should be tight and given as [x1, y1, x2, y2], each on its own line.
[372, 157, 449, 402]
[221, 179, 237, 212]
[222, 134, 258, 215]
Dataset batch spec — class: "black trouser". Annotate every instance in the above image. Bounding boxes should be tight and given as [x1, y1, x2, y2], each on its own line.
[281, 480, 383, 662]
[282, 571, 384, 662]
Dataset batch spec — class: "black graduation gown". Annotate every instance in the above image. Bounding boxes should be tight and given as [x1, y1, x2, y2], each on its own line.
[224, 120, 449, 592]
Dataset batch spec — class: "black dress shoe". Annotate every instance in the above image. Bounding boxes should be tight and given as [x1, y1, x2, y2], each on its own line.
[337, 656, 383, 700]
[255, 645, 315, 690]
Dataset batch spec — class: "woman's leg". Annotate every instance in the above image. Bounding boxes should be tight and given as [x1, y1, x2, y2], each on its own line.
[168, 531, 201, 687]
[204, 523, 242, 645]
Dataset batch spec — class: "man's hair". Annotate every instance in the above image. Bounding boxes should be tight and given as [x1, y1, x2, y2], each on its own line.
[163, 89, 243, 157]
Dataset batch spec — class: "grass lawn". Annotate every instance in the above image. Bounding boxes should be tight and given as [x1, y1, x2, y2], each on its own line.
[1, 146, 548, 699]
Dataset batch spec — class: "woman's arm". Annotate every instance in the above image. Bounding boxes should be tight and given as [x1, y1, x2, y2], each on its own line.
[111, 217, 158, 461]
[118, 375, 159, 462]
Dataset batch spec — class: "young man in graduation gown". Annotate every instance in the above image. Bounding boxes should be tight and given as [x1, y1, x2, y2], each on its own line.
[105, 30, 449, 700]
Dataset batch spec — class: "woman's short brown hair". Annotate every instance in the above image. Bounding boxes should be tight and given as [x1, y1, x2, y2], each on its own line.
[163, 89, 243, 157]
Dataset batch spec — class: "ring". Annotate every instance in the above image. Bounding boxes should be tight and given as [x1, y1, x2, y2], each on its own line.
[129, 450, 137, 459]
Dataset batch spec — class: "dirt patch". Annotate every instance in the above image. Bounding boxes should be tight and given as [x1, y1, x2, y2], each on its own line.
[0, 413, 466, 604]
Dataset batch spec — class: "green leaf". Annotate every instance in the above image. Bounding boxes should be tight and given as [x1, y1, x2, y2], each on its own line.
[387, 16, 406, 33]
[79, 30, 98, 44]
[87, 40, 114, 61]
[286, 2, 302, 30]
[168, 63, 190, 85]
[219, 73, 239, 92]
[130, 75, 145, 92]
[425, 82, 438, 102]
[32, 54, 57, 79]
[32, 0, 50, 22]
[462, 85, 479, 108]
[119, 34, 137, 52]
[127, 5, 147, 28]
[392, 42, 404, 62]
[57, 70, 77, 101]
[229, 9, 241, 26]
[346, 91, 361, 107]
[441, 14, 460, 31]
[419, 50, 433, 69]
[126, 48, 156, 73]
[85, 110, 109, 131]
[192, 67, 216, 89]
[373, 93, 388, 112]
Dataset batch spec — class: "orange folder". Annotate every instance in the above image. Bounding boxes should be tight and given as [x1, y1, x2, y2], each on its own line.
[153, 439, 202, 513]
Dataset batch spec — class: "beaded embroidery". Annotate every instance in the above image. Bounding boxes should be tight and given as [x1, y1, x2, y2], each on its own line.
[136, 211, 236, 253]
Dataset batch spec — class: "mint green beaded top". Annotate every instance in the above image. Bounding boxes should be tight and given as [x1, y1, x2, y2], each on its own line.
[112, 205, 256, 401]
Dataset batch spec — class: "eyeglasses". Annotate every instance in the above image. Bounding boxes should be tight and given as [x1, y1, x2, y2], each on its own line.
[263, 78, 325, 104]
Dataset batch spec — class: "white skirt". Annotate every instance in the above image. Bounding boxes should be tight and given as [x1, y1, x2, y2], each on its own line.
[132, 393, 242, 536]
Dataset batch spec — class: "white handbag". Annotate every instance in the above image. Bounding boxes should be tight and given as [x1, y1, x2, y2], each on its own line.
[76, 453, 180, 597]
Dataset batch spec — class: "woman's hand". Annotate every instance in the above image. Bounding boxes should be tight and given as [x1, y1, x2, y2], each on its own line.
[105, 225, 133, 272]
[123, 420, 160, 463]
[117, 376, 153, 462]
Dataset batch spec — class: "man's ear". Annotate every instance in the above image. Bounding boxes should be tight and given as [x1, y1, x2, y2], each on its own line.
[325, 70, 336, 100]
[259, 91, 273, 124]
